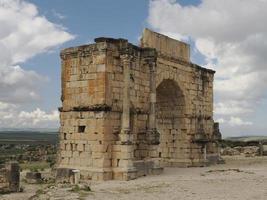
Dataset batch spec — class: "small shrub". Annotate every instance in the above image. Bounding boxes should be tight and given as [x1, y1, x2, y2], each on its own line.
[70, 185, 92, 193]
[70, 185, 80, 192]
[83, 185, 92, 192]
[35, 189, 45, 195]
[20, 186, 24, 193]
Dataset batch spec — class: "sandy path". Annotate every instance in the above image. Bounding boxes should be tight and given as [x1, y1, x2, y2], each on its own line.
[86, 156, 267, 200]
[1, 156, 267, 200]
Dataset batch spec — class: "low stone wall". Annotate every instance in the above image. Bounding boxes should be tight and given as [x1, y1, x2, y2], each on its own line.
[26, 172, 42, 184]
[56, 168, 80, 184]
[221, 146, 260, 157]
[0, 162, 20, 193]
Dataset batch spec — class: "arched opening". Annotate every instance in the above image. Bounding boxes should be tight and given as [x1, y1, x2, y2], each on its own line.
[156, 79, 186, 164]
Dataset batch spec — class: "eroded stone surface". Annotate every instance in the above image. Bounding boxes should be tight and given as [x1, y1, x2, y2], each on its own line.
[56, 29, 221, 180]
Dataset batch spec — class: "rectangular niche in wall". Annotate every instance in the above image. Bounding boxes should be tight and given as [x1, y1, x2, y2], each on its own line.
[78, 126, 86, 133]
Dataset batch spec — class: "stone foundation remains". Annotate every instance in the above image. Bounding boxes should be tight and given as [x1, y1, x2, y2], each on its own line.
[25, 172, 42, 184]
[57, 29, 221, 180]
[56, 168, 80, 184]
[0, 162, 20, 193]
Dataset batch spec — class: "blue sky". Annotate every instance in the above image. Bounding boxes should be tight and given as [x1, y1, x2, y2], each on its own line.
[18, 0, 200, 112]
[20, 0, 203, 111]
[0, 0, 266, 137]
[23, 0, 150, 112]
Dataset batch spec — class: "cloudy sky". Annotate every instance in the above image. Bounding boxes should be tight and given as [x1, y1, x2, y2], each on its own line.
[0, 0, 266, 137]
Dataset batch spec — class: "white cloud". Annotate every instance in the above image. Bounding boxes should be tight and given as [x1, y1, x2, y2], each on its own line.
[0, 65, 45, 103]
[0, 0, 74, 128]
[0, 0, 74, 104]
[52, 9, 66, 20]
[0, 101, 16, 110]
[0, 0, 74, 64]
[19, 108, 59, 126]
[0, 101, 59, 128]
[215, 116, 252, 127]
[229, 117, 253, 127]
[148, 0, 267, 135]
[215, 118, 225, 124]
[214, 101, 253, 116]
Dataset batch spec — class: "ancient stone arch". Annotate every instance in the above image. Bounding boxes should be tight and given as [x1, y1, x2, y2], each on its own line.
[57, 29, 221, 181]
[156, 79, 187, 166]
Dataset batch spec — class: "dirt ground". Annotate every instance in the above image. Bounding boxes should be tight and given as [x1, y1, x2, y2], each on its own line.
[1, 156, 267, 200]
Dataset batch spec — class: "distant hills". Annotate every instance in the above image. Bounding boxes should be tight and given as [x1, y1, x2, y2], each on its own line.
[0, 128, 59, 132]
[225, 136, 267, 142]
[1, 128, 266, 144]
[0, 130, 58, 144]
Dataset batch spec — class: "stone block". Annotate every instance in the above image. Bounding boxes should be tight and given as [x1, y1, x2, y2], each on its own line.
[25, 172, 42, 184]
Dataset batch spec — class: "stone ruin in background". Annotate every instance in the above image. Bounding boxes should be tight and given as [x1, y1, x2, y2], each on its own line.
[56, 29, 222, 181]
[0, 162, 20, 193]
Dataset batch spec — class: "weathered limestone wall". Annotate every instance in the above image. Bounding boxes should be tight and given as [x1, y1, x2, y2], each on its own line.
[140, 29, 217, 167]
[57, 29, 220, 181]
[156, 61, 215, 166]
[104, 41, 156, 180]
[61, 43, 108, 110]
[59, 41, 114, 180]
[141, 29, 190, 62]
[58, 38, 161, 181]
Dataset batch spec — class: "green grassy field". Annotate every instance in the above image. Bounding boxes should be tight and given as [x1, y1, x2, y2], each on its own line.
[20, 161, 51, 171]
[0, 131, 58, 144]
[0, 131, 57, 167]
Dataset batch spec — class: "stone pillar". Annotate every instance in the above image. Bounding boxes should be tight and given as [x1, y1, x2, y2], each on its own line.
[120, 54, 132, 144]
[259, 142, 263, 156]
[147, 59, 163, 175]
[203, 144, 207, 161]
[71, 169, 80, 184]
[7, 162, 20, 192]
[148, 61, 159, 144]
[117, 54, 137, 180]
[149, 62, 156, 130]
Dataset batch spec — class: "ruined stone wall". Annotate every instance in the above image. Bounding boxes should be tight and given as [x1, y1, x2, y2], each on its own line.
[104, 42, 161, 179]
[59, 42, 115, 180]
[141, 29, 217, 166]
[141, 28, 190, 62]
[57, 29, 220, 180]
[61, 43, 108, 109]
[58, 39, 161, 180]
[155, 59, 215, 166]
